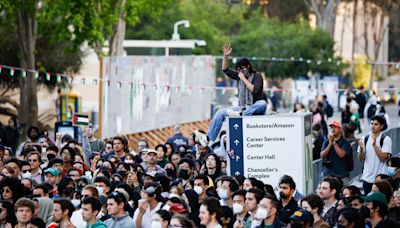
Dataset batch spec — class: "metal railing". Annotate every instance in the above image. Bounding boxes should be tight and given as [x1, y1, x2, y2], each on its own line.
[312, 127, 400, 191]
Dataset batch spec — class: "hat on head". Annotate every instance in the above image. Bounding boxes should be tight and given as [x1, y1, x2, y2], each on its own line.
[329, 121, 341, 128]
[291, 209, 313, 223]
[44, 168, 60, 177]
[362, 192, 388, 205]
[170, 203, 187, 214]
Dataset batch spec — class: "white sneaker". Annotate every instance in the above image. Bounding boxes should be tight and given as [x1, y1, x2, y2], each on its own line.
[194, 130, 208, 147]
[226, 110, 241, 117]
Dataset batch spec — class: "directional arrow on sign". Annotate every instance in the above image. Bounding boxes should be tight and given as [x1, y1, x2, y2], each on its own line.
[233, 124, 239, 130]
[236, 155, 240, 162]
[234, 140, 240, 146]
[235, 171, 240, 176]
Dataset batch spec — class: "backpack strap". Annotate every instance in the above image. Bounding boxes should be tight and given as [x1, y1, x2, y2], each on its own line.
[364, 135, 369, 148]
[380, 135, 386, 147]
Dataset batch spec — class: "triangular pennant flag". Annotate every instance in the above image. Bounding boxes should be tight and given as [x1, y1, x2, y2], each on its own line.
[46, 73, 51, 81]
[10, 68, 14, 76]
[34, 71, 39, 79]
[56, 74, 61, 83]
[21, 69, 26, 77]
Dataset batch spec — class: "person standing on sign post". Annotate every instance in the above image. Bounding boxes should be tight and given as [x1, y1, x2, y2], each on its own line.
[194, 44, 267, 147]
[320, 121, 351, 185]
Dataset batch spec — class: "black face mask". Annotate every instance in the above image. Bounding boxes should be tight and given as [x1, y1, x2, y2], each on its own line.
[47, 154, 56, 161]
[178, 169, 190, 179]
[117, 171, 126, 178]
[165, 168, 175, 178]
[359, 205, 371, 219]
[64, 187, 75, 197]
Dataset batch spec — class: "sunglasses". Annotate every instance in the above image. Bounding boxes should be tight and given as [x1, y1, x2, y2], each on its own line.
[22, 169, 32, 173]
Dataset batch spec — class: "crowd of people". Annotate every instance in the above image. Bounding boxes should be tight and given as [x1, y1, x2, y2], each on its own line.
[0, 113, 397, 228]
[0, 45, 399, 228]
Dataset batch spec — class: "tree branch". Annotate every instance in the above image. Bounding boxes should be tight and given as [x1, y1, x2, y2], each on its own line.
[0, 107, 18, 118]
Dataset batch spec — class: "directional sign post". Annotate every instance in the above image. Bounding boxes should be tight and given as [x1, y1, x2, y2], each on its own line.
[227, 113, 313, 194]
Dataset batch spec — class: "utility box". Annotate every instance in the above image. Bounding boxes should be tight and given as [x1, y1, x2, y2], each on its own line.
[227, 113, 313, 194]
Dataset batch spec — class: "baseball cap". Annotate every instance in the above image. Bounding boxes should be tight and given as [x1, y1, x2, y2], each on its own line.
[361, 192, 388, 205]
[147, 149, 157, 155]
[44, 168, 60, 177]
[291, 209, 313, 223]
[329, 121, 341, 128]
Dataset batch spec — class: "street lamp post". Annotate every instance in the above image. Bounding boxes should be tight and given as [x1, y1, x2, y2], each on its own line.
[171, 20, 190, 41]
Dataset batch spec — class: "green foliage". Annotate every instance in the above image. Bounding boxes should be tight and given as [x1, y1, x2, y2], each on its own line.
[127, 0, 344, 78]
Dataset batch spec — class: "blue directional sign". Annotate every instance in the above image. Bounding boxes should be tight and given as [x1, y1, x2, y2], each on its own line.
[228, 117, 244, 176]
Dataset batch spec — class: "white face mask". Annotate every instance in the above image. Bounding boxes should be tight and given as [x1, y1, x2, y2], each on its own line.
[194, 186, 203, 195]
[255, 207, 268, 220]
[71, 199, 81, 208]
[162, 204, 171, 211]
[151, 221, 162, 228]
[169, 193, 180, 199]
[21, 172, 32, 179]
[218, 189, 229, 200]
[232, 203, 244, 215]
[161, 192, 170, 199]
[96, 187, 104, 195]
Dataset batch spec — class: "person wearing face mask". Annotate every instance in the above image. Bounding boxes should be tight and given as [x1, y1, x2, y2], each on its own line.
[234, 188, 264, 228]
[217, 177, 239, 207]
[134, 182, 163, 228]
[337, 207, 365, 228]
[232, 190, 249, 225]
[194, 44, 267, 147]
[277, 176, 299, 225]
[175, 158, 195, 189]
[93, 176, 111, 196]
[151, 210, 171, 228]
[254, 194, 283, 228]
[361, 192, 398, 228]
[387, 157, 400, 190]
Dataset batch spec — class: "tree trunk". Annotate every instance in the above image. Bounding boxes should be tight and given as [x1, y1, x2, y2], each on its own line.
[351, 0, 359, 80]
[109, 0, 126, 57]
[305, 0, 340, 36]
[16, 4, 38, 132]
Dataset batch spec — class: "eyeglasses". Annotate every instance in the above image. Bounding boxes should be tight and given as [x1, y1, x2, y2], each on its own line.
[22, 169, 32, 173]
[168, 225, 184, 228]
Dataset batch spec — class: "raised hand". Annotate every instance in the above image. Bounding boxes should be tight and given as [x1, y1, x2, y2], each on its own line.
[223, 44, 232, 56]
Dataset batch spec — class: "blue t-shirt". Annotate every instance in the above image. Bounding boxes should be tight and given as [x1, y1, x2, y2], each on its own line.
[321, 136, 351, 178]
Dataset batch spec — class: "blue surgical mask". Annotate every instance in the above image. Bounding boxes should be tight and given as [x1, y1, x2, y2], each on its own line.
[387, 167, 397, 177]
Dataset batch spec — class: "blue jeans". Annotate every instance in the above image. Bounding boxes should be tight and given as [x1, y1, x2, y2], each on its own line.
[207, 100, 267, 141]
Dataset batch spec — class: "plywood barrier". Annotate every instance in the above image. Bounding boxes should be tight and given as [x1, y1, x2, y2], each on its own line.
[126, 120, 211, 152]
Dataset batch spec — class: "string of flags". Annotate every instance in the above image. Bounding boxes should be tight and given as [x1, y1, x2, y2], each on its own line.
[1, 64, 400, 95]
[215, 56, 400, 68]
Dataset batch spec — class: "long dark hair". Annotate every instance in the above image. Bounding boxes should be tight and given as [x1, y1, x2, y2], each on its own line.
[0, 200, 17, 226]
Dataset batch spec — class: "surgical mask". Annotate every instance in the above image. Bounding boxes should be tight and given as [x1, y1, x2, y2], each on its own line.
[388, 167, 397, 177]
[71, 199, 81, 208]
[162, 204, 171, 211]
[21, 172, 32, 179]
[255, 207, 268, 220]
[169, 193, 180, 199]
[232, 203, 244, 215]
[125, 159, 134, 164]
[194, 186, 203, 195]
[161, 192, 169, 199]
[218, 189, 229, 200]
[96, 187, 104, 195]
[151, 221, 162, 228]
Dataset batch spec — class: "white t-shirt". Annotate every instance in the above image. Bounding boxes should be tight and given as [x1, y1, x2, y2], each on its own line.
[133, 202, 162, 228]
[358, 132, 392, 183]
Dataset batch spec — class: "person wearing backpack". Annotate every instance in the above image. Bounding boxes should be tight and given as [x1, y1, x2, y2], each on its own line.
[320, 121, 351, 185]
[357, 115, 392, 195]
[364, 91, 378, 122]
